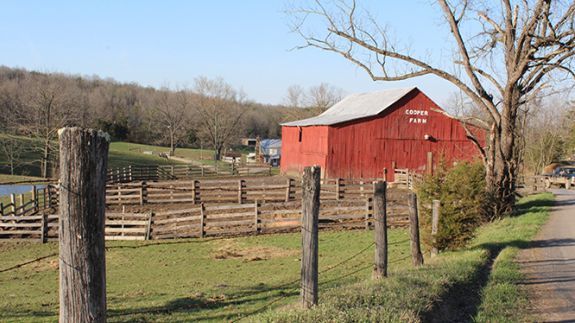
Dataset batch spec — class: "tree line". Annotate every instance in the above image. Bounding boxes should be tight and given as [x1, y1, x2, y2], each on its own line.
[0, 66, 344, 177]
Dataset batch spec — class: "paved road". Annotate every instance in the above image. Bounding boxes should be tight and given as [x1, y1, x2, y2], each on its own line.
[518, 189, 575, 322]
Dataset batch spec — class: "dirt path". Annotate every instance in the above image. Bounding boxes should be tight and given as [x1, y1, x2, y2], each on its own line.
[518, 189, 575, 322]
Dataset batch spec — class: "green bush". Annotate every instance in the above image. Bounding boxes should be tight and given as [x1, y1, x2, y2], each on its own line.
[416, 160, 486, 251]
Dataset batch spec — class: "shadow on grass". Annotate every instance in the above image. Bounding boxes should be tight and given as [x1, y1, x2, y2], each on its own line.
[107, 281, 300, 322]
[421, 196, 559, 322]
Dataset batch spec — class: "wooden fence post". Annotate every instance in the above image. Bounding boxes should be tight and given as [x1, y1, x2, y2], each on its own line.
[194, 180, 200, 204]
[285, 178, 292, 202]
[408, 192, 424, 267]
[10, 194, 15, 215]
[373, 181, 388, 279]
[58, 127, 109, 322]
[32, 185, 38, 212]
[140, 181, 148, 205]
[365, 198, 372, 230]
[47, 186, 52, 209]
[383, 168, 388, 182]
[431, 200, 440, 257]
[200, 202, 206, 238]
[145, 212, 153, 240]
[238, 180, 245, 204]
[301, 166, 320, 309]
[254, 200, 259, 233]
[40, 213, 47, 243]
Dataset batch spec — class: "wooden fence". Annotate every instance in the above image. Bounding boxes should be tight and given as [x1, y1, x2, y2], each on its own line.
[1, 212, 151, 241]
[104, 176, 416, 206]
[0, 185, 58, 218]
[106, 163, 273, 184]
[0, 188, 410, 241]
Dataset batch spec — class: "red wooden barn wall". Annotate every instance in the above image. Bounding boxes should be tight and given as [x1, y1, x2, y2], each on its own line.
[281, 89, 483, 181]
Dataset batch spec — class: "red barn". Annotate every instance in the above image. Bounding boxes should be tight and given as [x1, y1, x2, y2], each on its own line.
[280, 87, 482, 181]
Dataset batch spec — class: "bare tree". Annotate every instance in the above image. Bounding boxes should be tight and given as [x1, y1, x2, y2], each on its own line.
[290, 0, 575, 218]
[153, 88, 191, 156]
[285, 84, 306, 108]
[0, 135, 26, 175]
[305, 82, 343, 112]
[193, 77, 246, 160]
[523, 97, 570, 174]
[20, 79, 77, 178]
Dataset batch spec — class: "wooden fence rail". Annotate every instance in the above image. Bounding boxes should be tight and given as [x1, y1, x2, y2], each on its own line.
[0, 185, 58, 218]
[106, 163, 273, 184]
[0, 169, 421, 219]
[1, 190, 411, 241]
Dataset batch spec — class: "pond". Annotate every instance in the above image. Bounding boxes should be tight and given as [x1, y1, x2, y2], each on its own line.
[0, 184, 46, 197]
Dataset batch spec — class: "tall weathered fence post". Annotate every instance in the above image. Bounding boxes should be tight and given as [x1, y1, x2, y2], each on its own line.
[301, 166, 320, 308]
[373, 181, 388, 279]
[431, 200, 440, 257]
[408, 192, 424, 267]
[58, 127, 109, 322]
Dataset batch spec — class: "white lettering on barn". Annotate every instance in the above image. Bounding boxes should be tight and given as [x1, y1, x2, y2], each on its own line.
[405, 109, 429, 124]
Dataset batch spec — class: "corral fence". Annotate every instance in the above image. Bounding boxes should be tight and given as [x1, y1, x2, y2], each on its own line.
[107, 163, 273, 184]
[0, 168, 422, 241]
[104, 173, 417, 206]
[0, 185, 58, 239]
[0, 188, 410, 241]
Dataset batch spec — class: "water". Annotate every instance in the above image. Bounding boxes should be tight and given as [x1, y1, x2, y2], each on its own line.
[0, 184, 46, 197]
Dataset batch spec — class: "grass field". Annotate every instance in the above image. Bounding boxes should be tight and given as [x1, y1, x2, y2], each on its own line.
[0, 135, 215, 179]
[0, 190, 551, 322]
[0, 229, 412, 322]
[259, 193, 553, 322]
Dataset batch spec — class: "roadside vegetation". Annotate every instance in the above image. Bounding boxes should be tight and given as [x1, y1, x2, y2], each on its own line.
[258, 193, 552, 322]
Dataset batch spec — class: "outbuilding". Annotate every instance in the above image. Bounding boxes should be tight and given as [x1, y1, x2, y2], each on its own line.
[280, 87, 483, 181]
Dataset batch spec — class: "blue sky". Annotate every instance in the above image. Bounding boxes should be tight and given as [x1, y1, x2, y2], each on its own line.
[0, 1, 458, 105]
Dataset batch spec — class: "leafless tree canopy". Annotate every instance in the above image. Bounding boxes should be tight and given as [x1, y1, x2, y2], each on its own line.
[290, 0, 575, 217]
[0, 67, 300, 176]
[193, 77, 247, 160]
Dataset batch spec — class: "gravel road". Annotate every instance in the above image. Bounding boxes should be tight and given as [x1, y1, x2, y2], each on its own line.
[518, 189, 575, 322]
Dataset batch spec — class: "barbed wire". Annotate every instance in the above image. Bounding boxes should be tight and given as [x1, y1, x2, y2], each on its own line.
[0, 252, 58, 273]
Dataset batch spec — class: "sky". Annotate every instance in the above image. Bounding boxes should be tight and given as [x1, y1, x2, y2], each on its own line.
[0, 1, 459, 106]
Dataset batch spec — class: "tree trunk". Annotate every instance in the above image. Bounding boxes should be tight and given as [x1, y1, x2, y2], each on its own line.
[169, 130, 175, 156]
[42, 140, 50, 178]
[484, 93, 520, 219]
[214, 145, 222, 161]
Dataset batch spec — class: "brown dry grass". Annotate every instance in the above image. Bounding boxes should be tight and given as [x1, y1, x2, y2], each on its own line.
[212, 239, 298, 262]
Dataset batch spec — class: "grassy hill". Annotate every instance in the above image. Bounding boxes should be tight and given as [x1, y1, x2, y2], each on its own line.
[0, 134, 219, 181]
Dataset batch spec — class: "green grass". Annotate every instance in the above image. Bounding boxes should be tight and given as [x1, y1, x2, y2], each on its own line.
[107, 142, 183, 168]
[473, 193, 553, 322]
[0, 229, 411, 322]
[0, 174, 45, 184]
[0, 135, 188, 176]
[0, 194, 551, 322]
[0, 134, 271, 178]
[257, 193, 553, 322]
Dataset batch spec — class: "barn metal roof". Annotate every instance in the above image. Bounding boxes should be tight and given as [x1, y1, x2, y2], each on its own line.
[282, 87, 417, 127]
